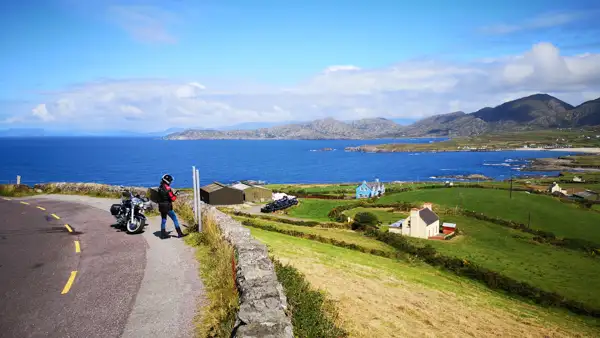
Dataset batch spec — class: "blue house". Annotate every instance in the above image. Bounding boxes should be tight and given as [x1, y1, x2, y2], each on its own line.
[356, 178, 386, 199]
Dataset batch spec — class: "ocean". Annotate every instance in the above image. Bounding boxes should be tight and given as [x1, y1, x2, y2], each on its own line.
[0, 137, 576, 187]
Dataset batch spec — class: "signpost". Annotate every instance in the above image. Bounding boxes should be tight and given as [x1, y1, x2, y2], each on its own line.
[192, 166, 202, 232]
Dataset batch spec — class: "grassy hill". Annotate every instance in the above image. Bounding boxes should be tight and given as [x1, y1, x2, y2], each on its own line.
[248, 226, 600, 337]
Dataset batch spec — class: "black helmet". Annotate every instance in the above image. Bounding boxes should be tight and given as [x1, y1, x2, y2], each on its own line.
[162, 174, 173, 185]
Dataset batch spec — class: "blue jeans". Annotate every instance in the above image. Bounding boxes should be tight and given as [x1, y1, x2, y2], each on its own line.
[161, 210, 181, 231]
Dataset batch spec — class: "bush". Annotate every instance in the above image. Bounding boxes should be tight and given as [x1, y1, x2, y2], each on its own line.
[273, 260, 348, 338]
[0, 184, 34, 197]
[352, 212, 379, 231]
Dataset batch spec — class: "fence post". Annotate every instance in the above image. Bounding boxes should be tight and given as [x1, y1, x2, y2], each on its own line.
[195, 168, 202, 232]
[16, 175, 21, 185]
[192, 166, 198, 224]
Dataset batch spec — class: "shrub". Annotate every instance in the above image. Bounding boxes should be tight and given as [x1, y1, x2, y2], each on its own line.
[352, 211, 379, 231]
[0, 184, 34, 197]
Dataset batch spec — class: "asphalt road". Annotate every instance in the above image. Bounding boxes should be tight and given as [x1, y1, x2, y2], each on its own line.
[0, 197, 146, 338]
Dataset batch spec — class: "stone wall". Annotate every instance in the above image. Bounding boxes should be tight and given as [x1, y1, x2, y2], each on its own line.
[198, 202, 294, 338]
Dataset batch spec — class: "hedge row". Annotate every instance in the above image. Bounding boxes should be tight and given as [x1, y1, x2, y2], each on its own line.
[242, 219, 397, 259]
[365, 230, 600, 318]
[230, 211, 351, 229]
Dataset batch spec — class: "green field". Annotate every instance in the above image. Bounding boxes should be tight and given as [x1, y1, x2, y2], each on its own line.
[342, 207, 406, 225]
[249, 227, 600, 338]
[286, 199, 354, 221]
[403, 215, 600, 309]
[236, 216, 396, 253]
[377, 187, 600, 243]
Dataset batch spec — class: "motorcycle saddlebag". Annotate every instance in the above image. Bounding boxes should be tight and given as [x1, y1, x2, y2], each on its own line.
[110, 204, 121, 216]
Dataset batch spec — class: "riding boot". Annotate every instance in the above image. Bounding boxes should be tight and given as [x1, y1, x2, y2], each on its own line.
[176, 227, 186, 238]
[160, 229, 169, 239]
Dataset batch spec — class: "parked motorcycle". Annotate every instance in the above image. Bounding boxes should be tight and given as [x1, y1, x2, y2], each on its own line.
[110, 187, 151, 234]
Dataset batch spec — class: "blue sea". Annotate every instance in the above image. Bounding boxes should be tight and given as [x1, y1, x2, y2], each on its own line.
[0, 137, 576, 187]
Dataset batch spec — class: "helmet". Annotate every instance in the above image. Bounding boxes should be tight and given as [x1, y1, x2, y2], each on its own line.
[161, 174, 174, 185]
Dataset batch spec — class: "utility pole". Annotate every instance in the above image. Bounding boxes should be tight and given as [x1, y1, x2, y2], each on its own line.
[510, 174, 513, 199]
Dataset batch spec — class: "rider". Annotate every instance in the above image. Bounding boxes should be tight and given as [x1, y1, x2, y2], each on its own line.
[158, 174, 185, 239]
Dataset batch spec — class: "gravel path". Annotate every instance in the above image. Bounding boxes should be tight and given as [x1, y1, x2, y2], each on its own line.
[24, 194, 205, 338]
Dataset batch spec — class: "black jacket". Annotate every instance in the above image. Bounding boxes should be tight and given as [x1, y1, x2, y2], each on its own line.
[158, 183, 177, 213]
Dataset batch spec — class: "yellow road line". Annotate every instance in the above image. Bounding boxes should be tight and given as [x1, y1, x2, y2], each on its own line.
[37, 206, 46, 211]
[51, 213, 60, 220]
[74, 241, 81, 253]
[20, 201, 29, 205]
[61, 271, 78, 294]
[65, 224, 73, 232]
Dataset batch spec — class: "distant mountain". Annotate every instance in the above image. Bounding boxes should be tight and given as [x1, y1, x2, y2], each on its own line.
[166, 94, 600, 140]
[166, 117, 404, 140]
[399, 94, 600, 137]
[568, 97, 600, 126]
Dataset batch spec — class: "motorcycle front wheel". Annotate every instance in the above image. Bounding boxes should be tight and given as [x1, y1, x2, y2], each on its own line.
[126, 217, 146, 234]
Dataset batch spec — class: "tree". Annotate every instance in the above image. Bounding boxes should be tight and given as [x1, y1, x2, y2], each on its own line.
[352, 212, 379, 231]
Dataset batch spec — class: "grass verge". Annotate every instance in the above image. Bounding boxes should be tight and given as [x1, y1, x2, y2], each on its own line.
[273, 259, 348, 338]
[175, 201, 239, 338]
[250, 227, 600, 337]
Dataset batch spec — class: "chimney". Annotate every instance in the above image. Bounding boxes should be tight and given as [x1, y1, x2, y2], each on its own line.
[410, 208, 419, 219]
[423, 202, 433, 210]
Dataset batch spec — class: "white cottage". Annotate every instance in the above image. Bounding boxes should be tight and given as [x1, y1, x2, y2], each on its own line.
[389, 203, 440, 239]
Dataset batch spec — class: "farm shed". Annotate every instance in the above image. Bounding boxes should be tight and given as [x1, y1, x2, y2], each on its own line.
[231, 182, 273, 202]
[442, 222, 457, 234]
[200, 182, 244, 205]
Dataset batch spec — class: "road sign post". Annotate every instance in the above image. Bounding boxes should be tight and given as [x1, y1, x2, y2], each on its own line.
[192, 166, 202, 232]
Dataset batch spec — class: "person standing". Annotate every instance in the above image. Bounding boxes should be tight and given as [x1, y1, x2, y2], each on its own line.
[158, 174, 185, 239]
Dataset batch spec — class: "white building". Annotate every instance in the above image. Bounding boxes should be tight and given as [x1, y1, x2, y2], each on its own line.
[389, 203, 440, 239]
[548, 182, 567, 195]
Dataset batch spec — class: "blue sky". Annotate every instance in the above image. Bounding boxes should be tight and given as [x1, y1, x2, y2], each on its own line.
[1, 0, 600, 132]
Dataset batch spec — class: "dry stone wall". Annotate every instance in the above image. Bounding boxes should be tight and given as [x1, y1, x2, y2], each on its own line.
[198, 202, 294, 338]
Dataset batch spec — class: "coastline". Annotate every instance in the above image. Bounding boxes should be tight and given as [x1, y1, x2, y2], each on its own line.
[513, 147, 600, 154]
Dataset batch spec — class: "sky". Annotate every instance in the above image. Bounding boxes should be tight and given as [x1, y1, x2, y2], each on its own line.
[1, 0, 600, 133]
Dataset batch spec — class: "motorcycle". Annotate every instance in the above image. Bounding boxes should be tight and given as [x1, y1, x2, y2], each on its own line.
[110, 187, 151, 234]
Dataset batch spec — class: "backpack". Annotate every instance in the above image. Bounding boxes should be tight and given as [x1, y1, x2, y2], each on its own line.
[148, 187, 161, 203]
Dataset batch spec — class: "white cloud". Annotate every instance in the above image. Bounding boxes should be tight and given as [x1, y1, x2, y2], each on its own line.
[32, 104, 55, 122]
[481, 11, 586, 34]
[108, 5, 178, 44]
[7, 42, 600, 131]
